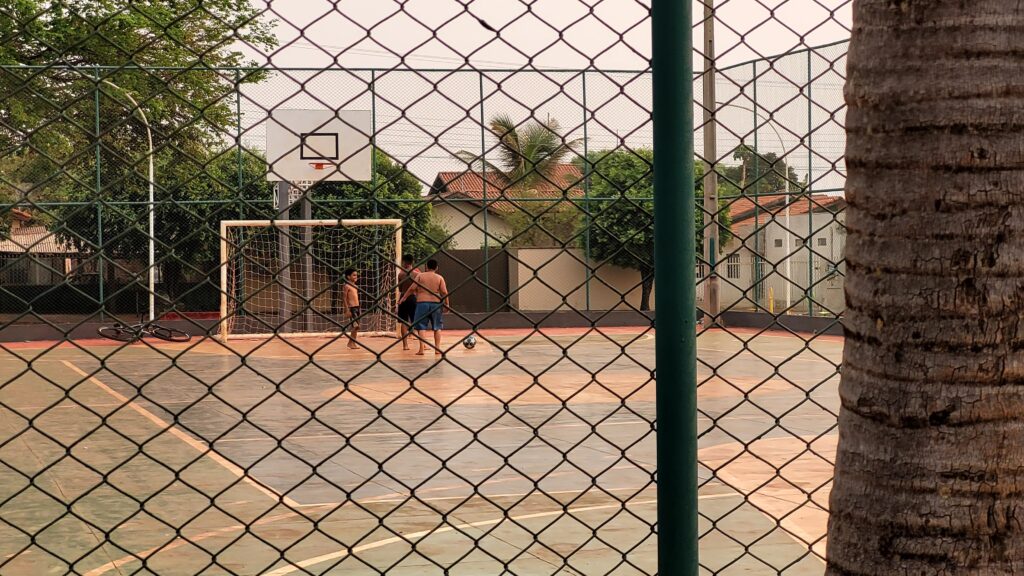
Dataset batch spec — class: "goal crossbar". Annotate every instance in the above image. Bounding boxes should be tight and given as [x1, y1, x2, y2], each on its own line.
[219, 219, 402, 341]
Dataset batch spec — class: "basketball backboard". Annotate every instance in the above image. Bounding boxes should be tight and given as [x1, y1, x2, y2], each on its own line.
[265, 109, 372, 182]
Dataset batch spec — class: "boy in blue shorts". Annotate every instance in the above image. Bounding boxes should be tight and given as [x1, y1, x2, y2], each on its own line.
[398, 259, 448, 355]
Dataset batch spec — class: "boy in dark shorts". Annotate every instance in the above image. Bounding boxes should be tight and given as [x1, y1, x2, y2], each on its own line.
[396, 254, 420, 350]
[343, 268, 360, 349]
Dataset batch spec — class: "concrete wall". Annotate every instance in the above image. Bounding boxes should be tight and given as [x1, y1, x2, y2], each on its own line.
[509, 248, 654, 311]
[432, 203, 512, 250]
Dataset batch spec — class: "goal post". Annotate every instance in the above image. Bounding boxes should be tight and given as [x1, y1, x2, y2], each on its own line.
[219, 219, 402, 341]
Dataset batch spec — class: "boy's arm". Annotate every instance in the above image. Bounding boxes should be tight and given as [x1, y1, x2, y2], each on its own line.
[440, 278, 450, 308]
[399, 273, 419, 303]
[399, 283, 416, 304]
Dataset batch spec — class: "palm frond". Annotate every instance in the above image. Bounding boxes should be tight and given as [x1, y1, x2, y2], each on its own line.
[453, 149, 505, 176]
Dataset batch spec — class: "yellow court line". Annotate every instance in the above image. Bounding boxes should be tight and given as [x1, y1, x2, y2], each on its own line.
[260, 499, 660, 576]
[61, 360, 302, 509]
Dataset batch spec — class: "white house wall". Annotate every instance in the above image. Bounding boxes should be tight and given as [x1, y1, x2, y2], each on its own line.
[431, 203, 512, 250]
[715, 210, 847, 316]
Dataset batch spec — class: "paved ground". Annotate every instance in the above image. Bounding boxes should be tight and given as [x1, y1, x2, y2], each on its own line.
[0, 327, 840, 575]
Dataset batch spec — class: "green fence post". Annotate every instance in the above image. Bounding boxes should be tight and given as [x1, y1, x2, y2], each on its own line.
[752, 61, 761, 309]
[807, 50, 814, 317]
[235, 69, 243, 198]
[582, 70, 591, 312]
[652, 0, 698, 574]
[478, 71, 490, 313]
[371, 70, 378, 219]
[94, 67, 105, 321]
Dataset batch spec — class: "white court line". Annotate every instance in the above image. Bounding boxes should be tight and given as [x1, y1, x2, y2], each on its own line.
[260, 499, 660, 576]
[299, 462, 656, 507]
[81, 506, 336, 576]
[211, 419, 644, 443]
[697, 346, 839, 365]
[62, 361, 301, 509]
[358, 484, 671, 504]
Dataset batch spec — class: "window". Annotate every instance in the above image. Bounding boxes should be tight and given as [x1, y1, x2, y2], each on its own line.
[726, 254, 741, 279]
[817, 237, 827, 246]
[774, 239, 783, 248]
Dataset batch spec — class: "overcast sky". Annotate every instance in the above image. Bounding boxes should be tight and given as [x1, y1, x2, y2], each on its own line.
[241, 0, 851, 70]
[235, 0, 851, 190]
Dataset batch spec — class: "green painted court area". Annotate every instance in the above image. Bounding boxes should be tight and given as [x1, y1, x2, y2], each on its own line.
[0, 327, 838, 575]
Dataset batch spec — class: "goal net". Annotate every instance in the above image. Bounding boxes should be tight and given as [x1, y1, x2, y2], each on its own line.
[219, 219, 401, 340]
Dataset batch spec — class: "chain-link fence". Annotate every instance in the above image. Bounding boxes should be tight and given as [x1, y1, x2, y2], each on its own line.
[1, 1, 851, 574]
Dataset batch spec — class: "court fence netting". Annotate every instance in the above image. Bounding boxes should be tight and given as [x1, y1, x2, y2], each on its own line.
[1, 1, 848, 574]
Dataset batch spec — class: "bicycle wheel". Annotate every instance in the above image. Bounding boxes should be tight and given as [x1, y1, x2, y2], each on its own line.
[150, 325, 191, 342]
[97, 324, 138, 342]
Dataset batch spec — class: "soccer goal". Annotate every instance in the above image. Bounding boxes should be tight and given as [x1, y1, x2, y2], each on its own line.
[219, 219, 402, 340]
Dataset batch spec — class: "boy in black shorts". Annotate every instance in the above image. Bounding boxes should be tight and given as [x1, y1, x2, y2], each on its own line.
[396, 255, 419, 350]
[343, 268, 360, 349]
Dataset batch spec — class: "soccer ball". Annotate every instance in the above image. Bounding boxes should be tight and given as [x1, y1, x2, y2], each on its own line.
[462, 335, 477, 349]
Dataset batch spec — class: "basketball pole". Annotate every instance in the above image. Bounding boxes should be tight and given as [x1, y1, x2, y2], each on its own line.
[301, 188, 313, 332]
[276, 181, 292, 334]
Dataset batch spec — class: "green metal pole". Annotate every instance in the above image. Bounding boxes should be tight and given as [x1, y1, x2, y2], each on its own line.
[235, 70, 245, 317]
[94, 68, 105, 321]
[653, 0, 697, 573]
[752, 61, 761, 309]
[582, 70, 591, 312]
[371, 70, 379, 219]
[807, 50, 814, 317]
[479, 71, 490, 313]
[235, 70, 243, 199]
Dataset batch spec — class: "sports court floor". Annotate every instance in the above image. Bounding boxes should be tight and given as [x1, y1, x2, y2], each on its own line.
[0, 327, 840, 575]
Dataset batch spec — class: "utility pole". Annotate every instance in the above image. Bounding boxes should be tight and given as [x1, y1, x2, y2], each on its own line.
[702, 0, 719, 323]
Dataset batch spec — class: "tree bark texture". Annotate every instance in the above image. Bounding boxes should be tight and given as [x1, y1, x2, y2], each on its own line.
[827, 1, 1024, 574]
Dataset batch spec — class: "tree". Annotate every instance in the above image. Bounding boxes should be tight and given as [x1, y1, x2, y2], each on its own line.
[826, 2, 1024, 573]
[586, 148, 731, 311]
[0, 2, 275, 307]
[0, 1, 276, 184]
[457, 114, 585, 248]
[719, 145, 802, 197]
[316, 151, 451, 259]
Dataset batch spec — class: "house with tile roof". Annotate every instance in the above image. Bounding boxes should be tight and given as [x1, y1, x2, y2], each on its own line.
[713, 192, 847, 315]
[0, 209, 86, 285]
[428, 164, 584, 249]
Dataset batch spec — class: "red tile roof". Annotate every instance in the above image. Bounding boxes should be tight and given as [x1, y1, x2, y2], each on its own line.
[0, 225, 78, 254]
[431, 164, 584, 214]
[727, 193, 845, 227]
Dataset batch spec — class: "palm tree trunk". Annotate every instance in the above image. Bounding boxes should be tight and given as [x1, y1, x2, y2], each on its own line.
[827, 1, 1024, 573]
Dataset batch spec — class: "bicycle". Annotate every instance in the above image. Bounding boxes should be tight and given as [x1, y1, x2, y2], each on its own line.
[97, 317, 191, 343]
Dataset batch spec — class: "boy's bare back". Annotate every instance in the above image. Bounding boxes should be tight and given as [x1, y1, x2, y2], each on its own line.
[414, 271, 447, 303]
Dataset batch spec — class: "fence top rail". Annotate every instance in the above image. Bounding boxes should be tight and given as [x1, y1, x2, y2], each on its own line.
[221, 219, 403, 228]
[0, 63, 651, 74]
[717, 39, 850, 73]
[0, 39, 849, 75]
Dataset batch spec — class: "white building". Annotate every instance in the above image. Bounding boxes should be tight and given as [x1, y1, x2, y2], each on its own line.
[709, 193, 847, 316]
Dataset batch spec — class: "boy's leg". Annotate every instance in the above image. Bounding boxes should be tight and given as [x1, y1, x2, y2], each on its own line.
[432, 305, 443, 354]
[416, 328, 426, 355]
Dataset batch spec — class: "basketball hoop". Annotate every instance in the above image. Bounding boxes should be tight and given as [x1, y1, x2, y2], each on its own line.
[309, 162, 332, 171]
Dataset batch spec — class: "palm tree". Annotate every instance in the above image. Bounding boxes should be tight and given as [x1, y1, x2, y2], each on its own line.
[826, 1, 1024, 572]
[456, 115, 584, 247]
[457, 114, 583, 191]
